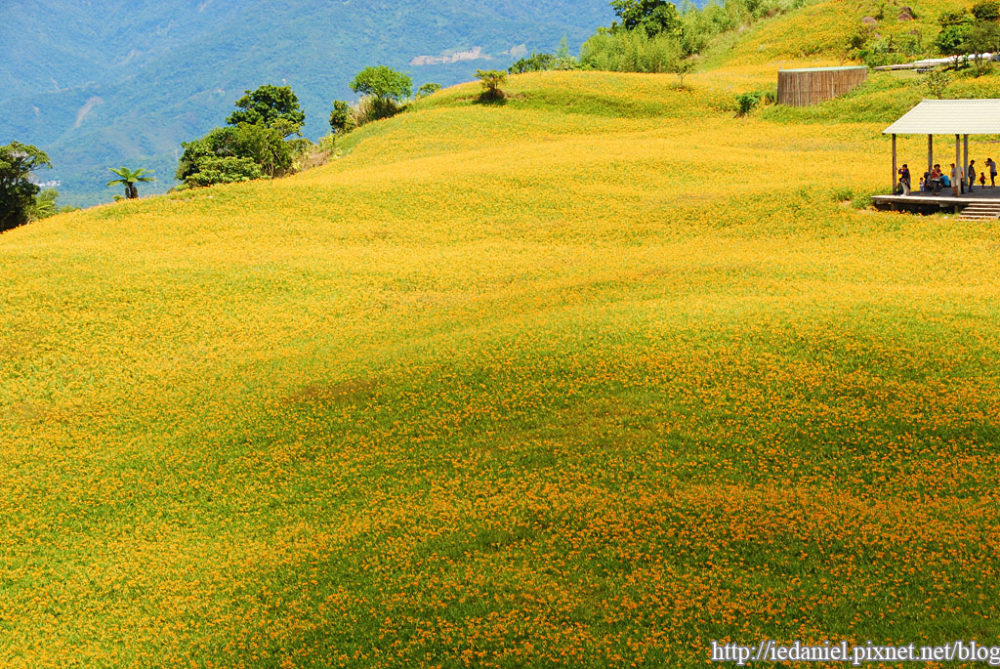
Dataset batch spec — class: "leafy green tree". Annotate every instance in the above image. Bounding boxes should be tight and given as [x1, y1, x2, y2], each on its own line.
[509, 52, 557, 74]
[184, 157, 264, 187]
[1, 142, 52, 232]
[475, 70, 508, 100]
[350, 66, 413, 118]
[416, 83, 442, 98]
[226, 84, 306, 137]
[177, 125, 292, 183]
[329, 100, 356, 135]
[31, 188, 60, 219]
[610, 0, 682, 37]
[936, 24, 972, 55]
[107, 167, 155, 200]
[967, 22, 1000, 73]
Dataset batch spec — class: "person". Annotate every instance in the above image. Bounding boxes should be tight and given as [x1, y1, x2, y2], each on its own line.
[981, 172, 987, 187]
[898, 163, 911, 195]
[968, 160, 977, 192]
[930, 164, 943, 194]
[988, 158, 997, 187]
[950, 163, 962, 197]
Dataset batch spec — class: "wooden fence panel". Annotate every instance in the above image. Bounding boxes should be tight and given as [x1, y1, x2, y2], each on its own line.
[777, 68, 868, 107]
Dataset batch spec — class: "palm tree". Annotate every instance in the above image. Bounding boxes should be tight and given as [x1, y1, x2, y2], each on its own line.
[107, 167, 155, 200]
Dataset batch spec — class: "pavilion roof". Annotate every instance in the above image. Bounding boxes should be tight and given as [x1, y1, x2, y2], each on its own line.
[884, 99, 1000, 135]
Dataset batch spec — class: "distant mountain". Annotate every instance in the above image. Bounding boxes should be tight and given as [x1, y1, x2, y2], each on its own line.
[0, 0, 617, 205]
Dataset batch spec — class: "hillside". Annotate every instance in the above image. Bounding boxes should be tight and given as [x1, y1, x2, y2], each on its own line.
[0, 0, 615, 206]
[4, 1, 1000, 665]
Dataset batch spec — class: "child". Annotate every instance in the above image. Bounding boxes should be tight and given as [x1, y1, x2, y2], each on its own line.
[981, 172, 987, 187]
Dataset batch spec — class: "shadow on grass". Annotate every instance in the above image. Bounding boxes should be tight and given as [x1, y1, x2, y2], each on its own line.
[475, 91, 508, 106]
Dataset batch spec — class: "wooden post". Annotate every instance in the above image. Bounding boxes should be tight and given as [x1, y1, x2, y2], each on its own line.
[964, 134, 970, 190]
[892, 134, 898, 193]
[928, 135, 934, 177]
[957, 134, 962, 193]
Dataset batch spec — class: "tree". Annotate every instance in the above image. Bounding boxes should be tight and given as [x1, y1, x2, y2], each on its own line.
[349, 66, 412, 121]
[416, 83, 442, 98]
[350, 66, 413, 105]
[475, 70, 508, 100]
[936, 24, 972, 55]
[1, 142, 52, 232]
[669, 57, 695, 86]
[509, 52, 557, 74]
[610, 0, 682, 37]
[184, 157, 263, 187]
[329, 100, 356, 135]
[226, 84, 305, 137]
[107, 167, 155, 200]
[31, 189, 60, 219]
[177, 124, 292, 183]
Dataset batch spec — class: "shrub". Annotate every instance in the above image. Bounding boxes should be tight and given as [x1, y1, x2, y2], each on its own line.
[329, 100, 356, 135]
[580, 28, 684, 73]
[352, 95, 404, 125]
[476, 70, 508, 99]
[185, 156, 264, 187]
[177, 124, 292, 182]
[972, 1, 1000, 22]
[736, 91, 762, 116]
[509, 52, 557, 74]
[416, 83, 442, 98]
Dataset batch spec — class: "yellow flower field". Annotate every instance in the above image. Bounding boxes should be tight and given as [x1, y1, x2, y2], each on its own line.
[3, 55, 1000, 667]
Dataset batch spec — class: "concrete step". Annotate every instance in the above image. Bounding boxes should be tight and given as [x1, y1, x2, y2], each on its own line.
[958, 202, 1000, 221]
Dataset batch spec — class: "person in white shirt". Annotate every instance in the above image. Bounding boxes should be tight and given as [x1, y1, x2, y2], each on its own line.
[951, 163, 962, 197]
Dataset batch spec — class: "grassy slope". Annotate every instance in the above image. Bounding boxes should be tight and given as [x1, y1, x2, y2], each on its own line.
[4, 31, 1000, 669]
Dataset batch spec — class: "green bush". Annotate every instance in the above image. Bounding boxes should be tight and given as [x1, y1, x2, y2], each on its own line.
[416, 83, 442, 98]
[329, 100, 356, 135]
[509, 52, 557, 74]
[177, 124, 293, 182]
[972, 1, 1000, 22]
[475, 70, 508, 99]
[580, 28, 684, 73]
[736, 91, 762, 116]
[185, 156, 264, 187]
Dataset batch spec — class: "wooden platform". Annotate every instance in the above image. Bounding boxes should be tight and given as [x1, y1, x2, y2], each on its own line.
[873, 187, 1000, 213]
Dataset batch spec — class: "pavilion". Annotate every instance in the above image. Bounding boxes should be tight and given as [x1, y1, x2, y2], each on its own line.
[873, 99, 1000, 216]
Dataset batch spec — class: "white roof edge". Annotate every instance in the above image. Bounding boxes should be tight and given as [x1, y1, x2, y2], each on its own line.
[884, 99, 1000, 135]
